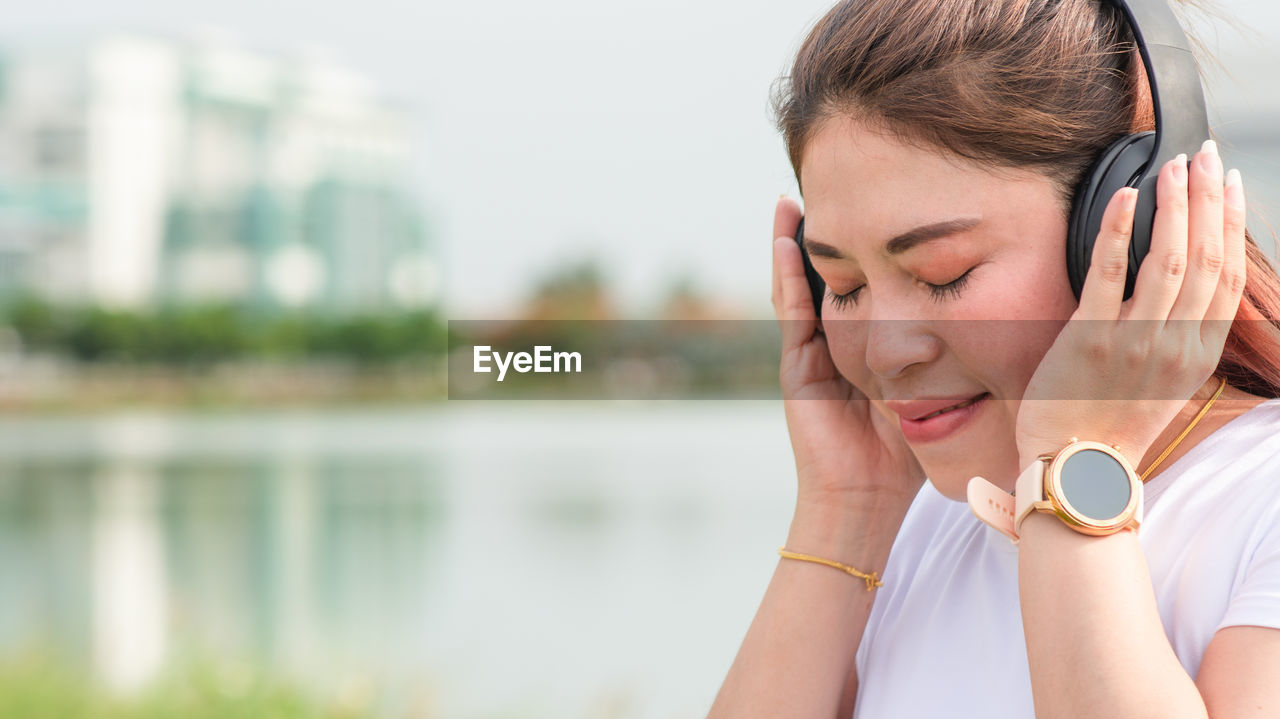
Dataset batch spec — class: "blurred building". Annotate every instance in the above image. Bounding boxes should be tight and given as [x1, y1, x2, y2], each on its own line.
[0, 33, 438, 313]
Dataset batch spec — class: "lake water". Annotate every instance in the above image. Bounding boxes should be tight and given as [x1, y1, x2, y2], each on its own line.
[0, 402, 802, 719]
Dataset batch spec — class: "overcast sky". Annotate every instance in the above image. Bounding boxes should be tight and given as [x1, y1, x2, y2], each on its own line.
[3, 0, 1278, 317]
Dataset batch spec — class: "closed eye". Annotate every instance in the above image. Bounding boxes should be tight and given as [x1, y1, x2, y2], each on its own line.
[924, 267, 975, 303]
[828, 285, 862, 310]
[827, 267, 977, 310]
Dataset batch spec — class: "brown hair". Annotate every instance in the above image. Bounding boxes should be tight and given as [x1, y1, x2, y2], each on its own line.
[770, 0, 1280, 398]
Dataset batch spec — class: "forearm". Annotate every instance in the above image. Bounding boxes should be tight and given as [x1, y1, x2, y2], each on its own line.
[1017, 511, 1208, 719]
[707, 497, 908, 719]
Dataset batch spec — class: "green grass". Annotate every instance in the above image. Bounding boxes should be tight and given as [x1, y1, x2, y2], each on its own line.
[0, 653, 377, 719]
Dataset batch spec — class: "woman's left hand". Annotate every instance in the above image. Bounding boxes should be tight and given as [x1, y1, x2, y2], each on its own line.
[1014, 140, 1247, 469]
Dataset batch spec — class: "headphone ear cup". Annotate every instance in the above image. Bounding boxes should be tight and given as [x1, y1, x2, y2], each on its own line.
[1066, 131, 1157, 302]
[793, 217, 827, 318]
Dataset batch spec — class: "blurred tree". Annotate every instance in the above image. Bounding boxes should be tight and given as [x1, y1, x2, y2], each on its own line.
[522, 258, 616, 321]
[0, 297, 447, 366]
[655, 271, 741, 321]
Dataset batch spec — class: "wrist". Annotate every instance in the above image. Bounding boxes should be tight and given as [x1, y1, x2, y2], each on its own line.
[1017, 437, 1064, 469]
[795, 479, 922, 514]
[788, 494, 910, 571]
[1017, 450, 1048, 471]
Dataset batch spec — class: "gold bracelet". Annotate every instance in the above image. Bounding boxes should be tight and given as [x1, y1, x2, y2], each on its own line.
[777, 546, 884, 591]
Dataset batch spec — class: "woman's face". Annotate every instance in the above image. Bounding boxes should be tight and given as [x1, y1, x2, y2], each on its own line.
[799, 115, 1080, 500]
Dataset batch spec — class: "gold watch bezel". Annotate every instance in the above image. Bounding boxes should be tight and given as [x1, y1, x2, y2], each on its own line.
[1039, 439, 1142, 537]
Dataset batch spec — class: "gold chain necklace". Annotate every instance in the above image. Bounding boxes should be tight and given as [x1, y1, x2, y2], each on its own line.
[1138, 376, 1228, 483]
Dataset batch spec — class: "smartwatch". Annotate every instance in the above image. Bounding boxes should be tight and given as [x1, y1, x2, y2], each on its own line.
[968, 438, 1143, 545]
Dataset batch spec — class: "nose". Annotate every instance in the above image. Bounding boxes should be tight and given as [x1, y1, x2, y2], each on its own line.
[863, 307, 942, 382]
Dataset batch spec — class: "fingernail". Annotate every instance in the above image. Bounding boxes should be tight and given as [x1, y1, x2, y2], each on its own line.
[1174, 153, 1188, 182]
[1226, 168, 1242, 189]
[1198, 139, 1222, 176]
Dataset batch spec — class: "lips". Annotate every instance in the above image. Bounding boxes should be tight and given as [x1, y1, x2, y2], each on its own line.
[885, 393, 991, 421]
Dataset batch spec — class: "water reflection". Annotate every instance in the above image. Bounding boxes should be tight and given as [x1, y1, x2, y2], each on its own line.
[1, 450, 447, 688]
[94, 465, 167, 692]
[0, 404, 797, 719]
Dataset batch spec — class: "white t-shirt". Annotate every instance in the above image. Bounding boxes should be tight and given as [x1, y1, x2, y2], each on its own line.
[852, 398, 1280, 719]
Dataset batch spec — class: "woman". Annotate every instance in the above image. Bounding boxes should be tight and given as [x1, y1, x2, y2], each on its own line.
[709, 1, 1280, 717]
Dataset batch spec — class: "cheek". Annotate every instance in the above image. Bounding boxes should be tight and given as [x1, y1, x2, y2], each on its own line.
[992, 255, 1078, 380]
[949, 259, 1075, 391]
[953, 254, 1076, 322]
[823, 321, 875, 393]
[950, 320, 1064, 391]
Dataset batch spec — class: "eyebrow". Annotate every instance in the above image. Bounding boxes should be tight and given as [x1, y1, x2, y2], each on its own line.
[803, 217, 982, 260]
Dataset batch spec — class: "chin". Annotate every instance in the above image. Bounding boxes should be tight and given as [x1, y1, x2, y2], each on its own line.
[917, 445, 1020, 504]
[909, 401, 1020, 501]
[924, 470, 976, 503]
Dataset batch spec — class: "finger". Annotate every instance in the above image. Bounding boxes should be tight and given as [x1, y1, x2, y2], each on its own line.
[1126, 155, 1189, 322]
[774, 194, 803, 246]
[773, 235, 819, 353]
[1202, 167, 1248, 347]
[772, 195, 803, 309]
[1168, 140, 1225, 325]
[1075, 186, 1138, 322]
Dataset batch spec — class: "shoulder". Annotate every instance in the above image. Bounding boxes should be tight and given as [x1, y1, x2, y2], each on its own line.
[1160, 397, 1280, 497]
[1203, 396, 1280, 468]
[1181, 396, 1280, 473]
[1148, 396, 1280, 550]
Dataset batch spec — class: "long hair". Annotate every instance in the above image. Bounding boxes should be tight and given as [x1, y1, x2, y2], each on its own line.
[770, 0, 1280, 398]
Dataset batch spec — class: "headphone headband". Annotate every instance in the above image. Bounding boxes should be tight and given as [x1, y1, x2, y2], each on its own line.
[1063, 0, 1212, 300]
[1108, 0, 1210, 174]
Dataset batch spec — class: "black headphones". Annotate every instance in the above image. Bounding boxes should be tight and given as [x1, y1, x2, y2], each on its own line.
[794, 0, 1210, 316]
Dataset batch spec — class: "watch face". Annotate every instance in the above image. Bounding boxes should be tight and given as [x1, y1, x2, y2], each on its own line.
[1058, 448, 1132, 521]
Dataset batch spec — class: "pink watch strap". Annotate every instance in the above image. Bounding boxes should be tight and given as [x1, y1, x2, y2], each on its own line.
[967, 475, 1018, 543]
[1014, 457, 1049, 537]
[967, 459, 1047, 545]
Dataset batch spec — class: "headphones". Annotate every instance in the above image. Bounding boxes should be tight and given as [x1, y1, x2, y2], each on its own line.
[794, 0, 1210, 317]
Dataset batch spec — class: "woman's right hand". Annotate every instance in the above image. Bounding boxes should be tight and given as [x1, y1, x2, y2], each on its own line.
[772, 196, 927, 513]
